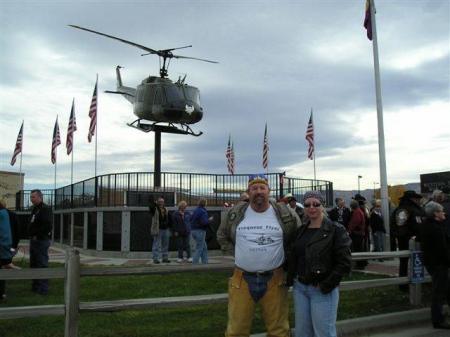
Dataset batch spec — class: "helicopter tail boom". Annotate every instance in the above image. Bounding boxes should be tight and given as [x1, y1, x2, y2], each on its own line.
[111, 66, 135, 104]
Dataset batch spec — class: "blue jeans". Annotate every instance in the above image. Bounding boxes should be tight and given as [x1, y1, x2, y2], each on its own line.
[373, 231, 385, 252]
[293, 278, 339, 337]
[152, 228, 170, 260]
[30, 237, 50, 295]
[191, 229, 208, 264]
[176, 234, 191, 259]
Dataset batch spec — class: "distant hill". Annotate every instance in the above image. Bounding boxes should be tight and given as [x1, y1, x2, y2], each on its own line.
[334, 182, 421, 205]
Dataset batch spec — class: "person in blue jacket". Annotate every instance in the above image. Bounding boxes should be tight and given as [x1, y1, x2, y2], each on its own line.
[190, 198, 213, 264]
[172, 200, 192, 263]
[0, 203, 20, 270]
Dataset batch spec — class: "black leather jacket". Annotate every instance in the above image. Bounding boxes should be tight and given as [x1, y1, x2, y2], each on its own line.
[286, 217, 352, 294]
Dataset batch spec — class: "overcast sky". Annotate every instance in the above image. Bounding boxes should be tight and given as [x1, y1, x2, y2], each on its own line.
[1, 0, 449, 192]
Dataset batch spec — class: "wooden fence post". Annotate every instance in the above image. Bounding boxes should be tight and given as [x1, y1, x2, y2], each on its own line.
[65, 249, 80, 337]
[409, 239, 422, 306]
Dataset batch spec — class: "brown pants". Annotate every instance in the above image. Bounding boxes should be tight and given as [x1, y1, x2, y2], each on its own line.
[225, 267, 290, 337]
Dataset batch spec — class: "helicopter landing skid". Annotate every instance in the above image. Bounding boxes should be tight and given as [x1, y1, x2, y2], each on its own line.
[127, 119, 203, 137]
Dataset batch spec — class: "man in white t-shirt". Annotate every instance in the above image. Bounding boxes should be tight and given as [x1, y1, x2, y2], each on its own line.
[217, 174, 301, 337]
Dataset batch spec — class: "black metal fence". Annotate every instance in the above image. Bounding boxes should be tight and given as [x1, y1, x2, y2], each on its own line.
[15, 172, 333, 211]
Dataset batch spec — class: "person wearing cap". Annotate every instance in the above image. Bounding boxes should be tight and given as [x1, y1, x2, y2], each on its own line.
[217, 174, 301, 337]
[352, 194, 371, 254]
[391, 190, 426, 292]
[286, 190, 352, 337]
[286, 196, 305, 221]
[416, 202, 450, 330]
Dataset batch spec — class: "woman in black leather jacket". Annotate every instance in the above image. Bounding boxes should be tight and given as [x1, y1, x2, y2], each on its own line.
[286, 190, 352, 337]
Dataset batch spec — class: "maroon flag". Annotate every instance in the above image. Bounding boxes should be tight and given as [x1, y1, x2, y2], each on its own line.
[226, 134, 234, 175]
[364, 0, 373, 41]
[88, 78, 98, 143]
[66, 99, 77, 155]
[262, 123, 269, 169]
[10, 121, 24, 166]
[51, 118, 61, 164]
[306, 111, 314, 160]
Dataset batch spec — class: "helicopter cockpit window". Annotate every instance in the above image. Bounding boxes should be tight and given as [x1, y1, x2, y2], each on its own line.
[184, 87, 201, 105]
[154, 90, 163, 105]
[164, 86, 184, 103]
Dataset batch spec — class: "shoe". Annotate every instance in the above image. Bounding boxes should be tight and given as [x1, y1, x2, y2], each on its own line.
[433, 322, 450, 329]
[188, 258, 193, 262]
[162, 259, 171, 263]
[153, 260, 160, 264]
[378, 259, 384, 262]
[177, 259, 183, 263]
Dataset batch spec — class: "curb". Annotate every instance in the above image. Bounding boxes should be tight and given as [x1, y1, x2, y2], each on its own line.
[250, 308, 430, 337]
[336, 307, 429, 336]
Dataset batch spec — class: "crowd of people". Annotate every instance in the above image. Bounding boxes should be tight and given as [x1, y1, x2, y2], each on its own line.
[2, 181, 450, 334]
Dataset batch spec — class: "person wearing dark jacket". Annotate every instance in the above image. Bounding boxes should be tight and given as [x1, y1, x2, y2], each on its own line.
[348, 200, 366, 270]
[172, 200, 192, 263]
[28, 189, 53, 296]
[328, 197, 351, 230]
[286, 190, 352, 337]
[149, 197, 171, 264]
[190, 198, 213, 264]
[416, 202, 450, 330]
[369, 200, 386, 258]
[391, 190, 426, 292]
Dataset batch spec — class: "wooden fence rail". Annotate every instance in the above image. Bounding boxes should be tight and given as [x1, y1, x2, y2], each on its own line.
[0, 249, 430, 337]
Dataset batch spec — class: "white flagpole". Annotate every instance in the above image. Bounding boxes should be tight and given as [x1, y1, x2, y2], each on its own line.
[311, 108, 316, 181]
[71, 98, 75, 185]
[95, 74, 98, 177]
[369, 0, 390, 250]
[19, 120, 24, 191]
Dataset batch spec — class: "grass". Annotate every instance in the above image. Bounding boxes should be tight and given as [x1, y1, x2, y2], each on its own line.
[0, 260, 431, 337]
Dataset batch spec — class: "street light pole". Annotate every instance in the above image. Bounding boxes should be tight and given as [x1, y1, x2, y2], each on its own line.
[373, 182, 379, 198]
[358, 175, 362, 194]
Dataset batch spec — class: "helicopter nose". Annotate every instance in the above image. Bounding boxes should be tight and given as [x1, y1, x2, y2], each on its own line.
[163, 101, 202, 124]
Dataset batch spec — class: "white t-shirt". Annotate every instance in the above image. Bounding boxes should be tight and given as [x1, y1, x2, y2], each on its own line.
[235, 205, 285, 272]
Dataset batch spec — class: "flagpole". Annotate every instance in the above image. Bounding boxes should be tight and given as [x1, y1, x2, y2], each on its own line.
[71, 98, 75, 185]
[19, 120, 24, 191]
[311, 108, 316, 181]
[54, 116, 58, 192]
[369, 0, 390, 250]
[95, 74, 98, 177]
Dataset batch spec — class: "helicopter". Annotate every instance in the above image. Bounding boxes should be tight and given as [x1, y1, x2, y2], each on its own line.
[69, 24, 218, 136]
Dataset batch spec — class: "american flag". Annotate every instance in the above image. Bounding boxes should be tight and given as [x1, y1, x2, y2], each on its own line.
[306, 110, 314, 160]
[88, 77, 98, 143]
[364, 0, 373, 41]
[226, 134, 234, 175]
[66, 99, 77, 155]
[10, 121, 24, 166]
[262, 123, 269, 169]
[51, 118, 61, 164]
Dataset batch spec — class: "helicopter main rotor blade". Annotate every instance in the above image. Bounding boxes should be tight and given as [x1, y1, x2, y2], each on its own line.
[69, 24, 160, 55]
[172, 54, 218, 64]
[70, 24, 218, 64]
